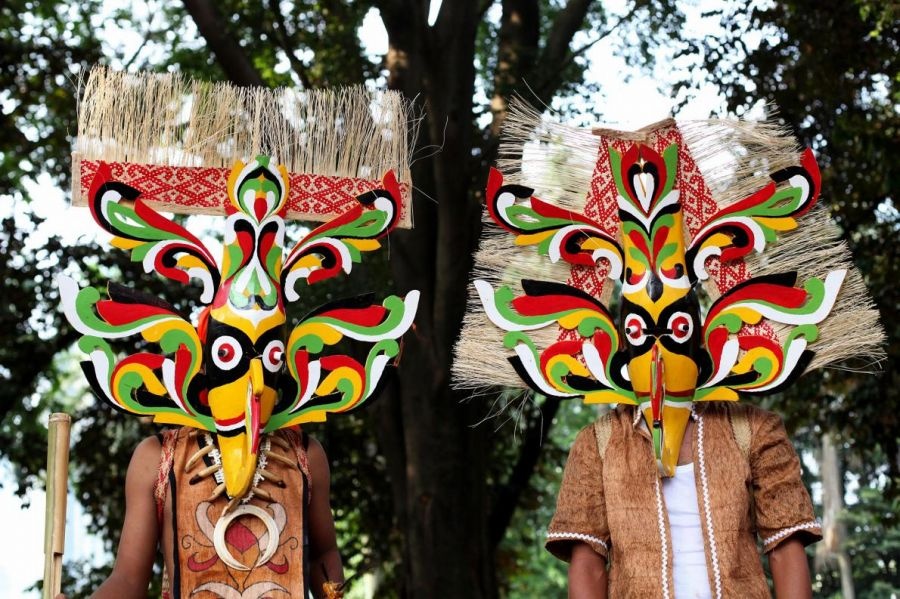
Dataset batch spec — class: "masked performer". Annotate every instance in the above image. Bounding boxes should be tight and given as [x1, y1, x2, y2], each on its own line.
[58, 68, 418, 599]
[454, 103, 883, 598]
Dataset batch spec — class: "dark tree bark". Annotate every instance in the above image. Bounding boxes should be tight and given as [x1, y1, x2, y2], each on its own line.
[182, 0, 265, 87]
[379, 2, 494, 595]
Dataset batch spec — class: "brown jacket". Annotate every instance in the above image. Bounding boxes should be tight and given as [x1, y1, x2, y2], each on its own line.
[547, 402, 821, 598]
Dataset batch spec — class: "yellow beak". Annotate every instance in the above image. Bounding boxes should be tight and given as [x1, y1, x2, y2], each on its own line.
[213, 358, 266, 498]
[639, 344, 693, 477]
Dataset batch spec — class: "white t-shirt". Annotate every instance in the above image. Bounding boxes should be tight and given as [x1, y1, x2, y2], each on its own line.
[661, 463, 713, 599]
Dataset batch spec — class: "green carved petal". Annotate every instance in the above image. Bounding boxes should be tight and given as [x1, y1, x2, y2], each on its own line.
[362, 339, 400, 397]
[609, 147, 627, 199]
[73, 286, 173, 336]
[489, 285, 582, 329]
[659, 143, 679, 200]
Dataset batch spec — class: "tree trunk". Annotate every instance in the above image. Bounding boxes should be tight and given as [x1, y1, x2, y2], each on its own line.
[377, 2, 495, 597]
[817, 433, 855, 599]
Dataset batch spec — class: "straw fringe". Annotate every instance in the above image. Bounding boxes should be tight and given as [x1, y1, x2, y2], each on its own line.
[454, 102, 884, 392]
[742, 208, 886, 371]
[452, 215, 572, 390]
[680, 117, 800, 209]
[74, 66, 415, 185]
[495, 99, 602, 212]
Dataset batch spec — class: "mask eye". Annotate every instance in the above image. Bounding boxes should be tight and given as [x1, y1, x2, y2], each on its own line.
[667, 312, 693, 343]
[262, 340, 285, 373]
[211, 335, 243, 370]
[624, 314, 647, 345]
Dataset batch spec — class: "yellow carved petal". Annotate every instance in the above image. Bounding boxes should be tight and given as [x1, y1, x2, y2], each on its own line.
[111, 237, 142, 250]
[346, 239, 381, 251]
[142, 320, 196, 344]
[515, 230, 556, 246]
[289, 322, 344, 347]
[584, 389, 632, 404]
[316, 367, 363, 404]
[702, 232, 733, 250]
[176, 254, 206, 269]
[732, 347, 778, 386]
[293, 254, 322, 270]
[581, 237, 615, 251]
[113, 363, 167, 397]
[720, 305, 765, 326]
[226, 159, 247, 212]
[756, 216, 798, 232]
[545, 354, 590, 379]
[558, 309, 606, 330]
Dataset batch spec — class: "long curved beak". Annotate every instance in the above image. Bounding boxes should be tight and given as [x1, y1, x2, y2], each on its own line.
[643, 345, 691, 477]
[217, 358, 265, 498]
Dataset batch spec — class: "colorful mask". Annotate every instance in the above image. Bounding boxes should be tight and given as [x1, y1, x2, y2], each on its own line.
[456, 110, 883, 477]
[61, 69, 417, 499]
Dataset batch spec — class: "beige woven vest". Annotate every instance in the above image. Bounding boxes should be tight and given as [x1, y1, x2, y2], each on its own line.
[156, 428, 310, 599]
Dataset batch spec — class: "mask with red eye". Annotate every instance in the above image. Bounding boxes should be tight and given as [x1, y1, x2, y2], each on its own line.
[262, 339, 285, 373]
[211, 335, 243, 371]
[666, 311, 694, 343]
[624, 313, 648, 346]
[203, 319, 286, 389]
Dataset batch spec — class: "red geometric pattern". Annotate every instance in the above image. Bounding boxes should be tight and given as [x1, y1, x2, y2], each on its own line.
[581, 137, 622, 235]
[75, 159, 412, 227]
[562, 123, 776, 343]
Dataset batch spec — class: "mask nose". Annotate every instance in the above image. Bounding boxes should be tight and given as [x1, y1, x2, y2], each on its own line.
[646, 343, 691, 478]
[250, 357, 265, 398]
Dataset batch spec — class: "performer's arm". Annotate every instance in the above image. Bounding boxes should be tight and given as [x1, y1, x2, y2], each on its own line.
[307, 437, 344, 598]
[89, 435, 161, 598]
[769, 538, 812, 599]
[568, 543, 608, 599]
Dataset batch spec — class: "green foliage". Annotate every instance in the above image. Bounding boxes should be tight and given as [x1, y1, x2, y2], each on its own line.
[497, 400, 600, 598]
[696, 0, 899, 488]
[814, 485, 900, 597]
[116, 0, 378, 87]
[0, 0, 103, 197]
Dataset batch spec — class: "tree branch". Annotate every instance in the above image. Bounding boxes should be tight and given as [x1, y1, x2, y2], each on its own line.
[553, 2, 640, 79]
[266, 0, 312, 88]
[182, 0, 265, 87]
[488, 0, 540, 136]
[539, 0, 593, 72]
[488, 396, 562, 548]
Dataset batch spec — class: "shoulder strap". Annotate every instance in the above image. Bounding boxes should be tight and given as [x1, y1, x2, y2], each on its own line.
[154, 429, 179, 529]
[728, 404, 757, 533]
[730, 405, 752, 460]
[593, 412, 613, 459]
[282, 428, 312, 501]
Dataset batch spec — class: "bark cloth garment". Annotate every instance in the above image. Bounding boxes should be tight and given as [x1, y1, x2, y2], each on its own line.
[154, 427, 311, 599]
[546, 402, 821, 598]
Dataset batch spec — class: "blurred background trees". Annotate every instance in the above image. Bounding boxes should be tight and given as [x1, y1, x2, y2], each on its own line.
[0, 0, 896, 597]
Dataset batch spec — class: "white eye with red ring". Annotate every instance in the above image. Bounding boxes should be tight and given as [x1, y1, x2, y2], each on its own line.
[211, 336, 243, 370]
[262, 340, 285, 373]
[624, 314, 648, 346]
[667, 312, 693, 343]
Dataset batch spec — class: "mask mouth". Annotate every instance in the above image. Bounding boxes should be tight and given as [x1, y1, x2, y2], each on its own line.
[246, 376, 261, 456]
[216, 359, 266, 499]
[644, 344, 692, 478]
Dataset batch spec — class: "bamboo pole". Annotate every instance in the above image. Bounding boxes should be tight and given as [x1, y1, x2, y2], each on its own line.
[42, 413, 72, 599]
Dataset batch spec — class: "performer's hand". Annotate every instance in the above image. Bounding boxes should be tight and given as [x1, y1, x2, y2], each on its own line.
[55, 594, 67, 599]
[322, 581, 345, 599]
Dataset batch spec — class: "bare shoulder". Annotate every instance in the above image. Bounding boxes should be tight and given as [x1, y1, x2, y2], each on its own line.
[126, 434, 163, 491]
[305, 435, 331, 487]
[306, 435, 328, 467]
